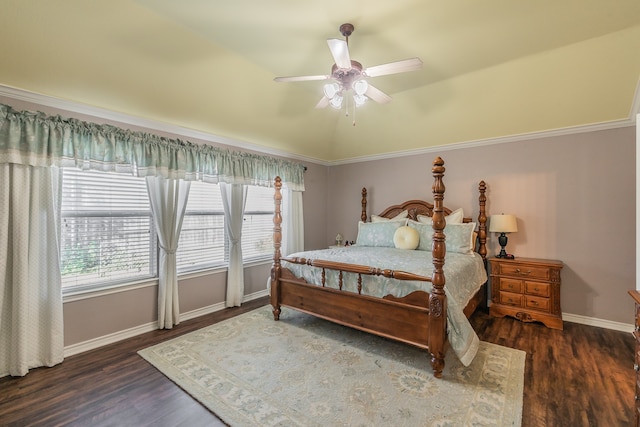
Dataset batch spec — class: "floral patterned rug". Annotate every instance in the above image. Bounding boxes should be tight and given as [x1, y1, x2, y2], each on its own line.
[139, 305, 524, 427]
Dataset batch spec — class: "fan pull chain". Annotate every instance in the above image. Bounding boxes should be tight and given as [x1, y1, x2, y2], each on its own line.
[352, 102, 357, 126]
[345, 93, 349, 117]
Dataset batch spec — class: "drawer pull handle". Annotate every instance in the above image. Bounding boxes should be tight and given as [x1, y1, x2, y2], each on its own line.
[530, 301, 538, 306]
[515, 268, 532, 275]
[635, 363, 639, 372]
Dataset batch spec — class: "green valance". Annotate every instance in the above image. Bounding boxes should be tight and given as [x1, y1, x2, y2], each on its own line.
[0, 103, 305, 191]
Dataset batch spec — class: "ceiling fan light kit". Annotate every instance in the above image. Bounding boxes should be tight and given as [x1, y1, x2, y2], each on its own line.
[274, 23, 423, 123]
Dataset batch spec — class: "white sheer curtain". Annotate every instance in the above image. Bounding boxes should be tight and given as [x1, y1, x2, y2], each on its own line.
[0, 164, 63, 377]
[282, 188, 305, 256]
[145, 176, 190, 329]
[220, 183, 247, 307]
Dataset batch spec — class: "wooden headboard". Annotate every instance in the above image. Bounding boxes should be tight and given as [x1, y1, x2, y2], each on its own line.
[360, 190, 472, 223]
[359, 181, 488, 260]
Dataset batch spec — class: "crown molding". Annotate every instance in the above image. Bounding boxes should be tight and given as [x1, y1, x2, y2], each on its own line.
[331, 118, 635, 165]
[1, 81, 637, 168]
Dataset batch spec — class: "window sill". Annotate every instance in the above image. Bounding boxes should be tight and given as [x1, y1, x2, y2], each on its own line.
[63, 277, 160, 303]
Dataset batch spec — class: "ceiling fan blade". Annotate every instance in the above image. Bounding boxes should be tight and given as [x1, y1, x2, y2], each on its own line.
[365, 84, 392, 104]
[315, 96, 330, 109]
[327, 38, 351, 69]
[364, 57, 423, 78]
[274, 74, 329, 82]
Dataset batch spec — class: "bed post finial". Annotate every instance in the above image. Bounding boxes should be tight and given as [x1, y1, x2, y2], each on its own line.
[477, 181, 487, 261]
[361, 188, 368, 222]
[271, 176, 283, 320]
[429, 156, 446, 378]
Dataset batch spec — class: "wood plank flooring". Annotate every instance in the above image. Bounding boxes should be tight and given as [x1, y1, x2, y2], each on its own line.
[0, 297, 635, 426]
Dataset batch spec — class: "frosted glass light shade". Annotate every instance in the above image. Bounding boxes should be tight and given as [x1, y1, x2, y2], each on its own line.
[489, 214, 518, 233]
[329, 94, 343, 109]
[354, 94, 367, 107]
[353, 79, 368, 96]
[323, 82, 340, 99]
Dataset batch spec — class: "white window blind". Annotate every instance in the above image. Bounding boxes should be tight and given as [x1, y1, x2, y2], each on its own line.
[176, 181, 225, 273]
[60, 169, 157, 290]
[60, 172, 275, 291]
[242, 185, 274, 261]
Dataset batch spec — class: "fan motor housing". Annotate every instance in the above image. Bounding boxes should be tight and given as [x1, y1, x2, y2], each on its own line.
[331, 60, 364, 89]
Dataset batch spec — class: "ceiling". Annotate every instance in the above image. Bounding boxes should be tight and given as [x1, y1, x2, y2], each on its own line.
[1, 1, 639, 163]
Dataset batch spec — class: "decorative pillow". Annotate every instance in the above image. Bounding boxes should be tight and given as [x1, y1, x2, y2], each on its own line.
[355, 221, 403, 247]
[444, 222, 476, 254]
[418, 207, 464, 225]
[371, 209, 409, 223]
[407, 220, 433, 251]
[393, 226, 420, 250]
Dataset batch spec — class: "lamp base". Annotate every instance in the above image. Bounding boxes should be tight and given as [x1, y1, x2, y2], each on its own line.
[496, 233, 515, 259]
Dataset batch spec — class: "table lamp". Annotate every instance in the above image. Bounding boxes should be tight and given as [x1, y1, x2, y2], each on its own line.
[489, 214, 518, 258]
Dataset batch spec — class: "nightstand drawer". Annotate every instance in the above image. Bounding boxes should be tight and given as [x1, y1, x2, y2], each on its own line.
[525, 295, 550, 312]
[525, 281, 551, 297]
[498, 278, 523, 293]
[500, 264, 551, 280]
[490, 257, 563, 330]
[499, 291, 523, 307]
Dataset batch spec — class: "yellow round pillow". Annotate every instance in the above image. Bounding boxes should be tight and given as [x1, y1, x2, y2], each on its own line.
[393, 226, 420, 250]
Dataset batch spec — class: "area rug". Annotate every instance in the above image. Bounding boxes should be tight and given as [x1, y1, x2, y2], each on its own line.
[139, 306, 525, 427]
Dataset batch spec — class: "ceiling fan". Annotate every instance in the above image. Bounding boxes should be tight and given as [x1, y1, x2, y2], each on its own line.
[274, 23, 423, 110]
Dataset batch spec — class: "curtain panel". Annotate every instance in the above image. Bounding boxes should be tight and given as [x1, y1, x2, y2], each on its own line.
[0, 164, 64, 376]
[146, 177, 191, 329]
[0, 103, 305, 190]
[220, 183, 248, 307]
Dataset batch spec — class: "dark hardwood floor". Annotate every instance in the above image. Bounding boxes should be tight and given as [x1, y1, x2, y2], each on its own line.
[0, 297, 635, 427]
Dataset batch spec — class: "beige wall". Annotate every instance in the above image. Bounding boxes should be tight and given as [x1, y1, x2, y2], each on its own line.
[327, 126, 635, 324]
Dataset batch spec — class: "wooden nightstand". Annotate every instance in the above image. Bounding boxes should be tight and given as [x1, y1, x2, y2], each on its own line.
[489, 257, 563, 330]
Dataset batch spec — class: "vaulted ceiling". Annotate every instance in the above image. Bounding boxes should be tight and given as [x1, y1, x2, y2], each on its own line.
[1, 1, 639, 162]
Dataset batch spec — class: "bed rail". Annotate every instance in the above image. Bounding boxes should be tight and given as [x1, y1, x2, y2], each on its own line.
[280, 256, 431, 293]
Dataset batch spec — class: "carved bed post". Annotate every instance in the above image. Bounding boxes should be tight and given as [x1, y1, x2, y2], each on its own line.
[361, 188, 368, 222]
[271, 176, 283, 320]
[477, 181, 487, 262]
[429, 157, 447, 378]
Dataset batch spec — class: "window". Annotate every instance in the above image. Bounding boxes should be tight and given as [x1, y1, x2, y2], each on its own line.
[177, 183, 275, 270]
[60, 169, 275, 292]
[176, 181, 225, 273]
[242, 185, 275, 261]
[60, 169, 157, 290]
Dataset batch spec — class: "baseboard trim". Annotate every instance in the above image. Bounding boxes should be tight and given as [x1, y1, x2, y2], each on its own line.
[64, 292, 630, 358]
[563, 312, 634, 333]
[63, 289, 270, 357]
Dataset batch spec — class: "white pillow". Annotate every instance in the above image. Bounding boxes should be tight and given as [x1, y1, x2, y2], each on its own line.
[407, 220, 433, 251]
[418, 207, 464, 225]
[355, 221, 404, 247]
[371, 209, 409, 223]
[393, 226, 420, 250]
[445, 222, 476, 254]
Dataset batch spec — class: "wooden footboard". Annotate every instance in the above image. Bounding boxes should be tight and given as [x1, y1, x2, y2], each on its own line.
[276, 269, 431, 347]
[270, 157, 487, 378]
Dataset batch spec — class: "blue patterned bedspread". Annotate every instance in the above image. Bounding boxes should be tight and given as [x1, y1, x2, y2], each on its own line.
[281, 246, 487, 366]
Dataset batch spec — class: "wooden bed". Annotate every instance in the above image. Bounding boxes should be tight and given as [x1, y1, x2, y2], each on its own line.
[270, 157, 487, 378]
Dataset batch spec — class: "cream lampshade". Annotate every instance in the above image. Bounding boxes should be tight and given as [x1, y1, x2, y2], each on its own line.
[489, 214, 518, 258]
